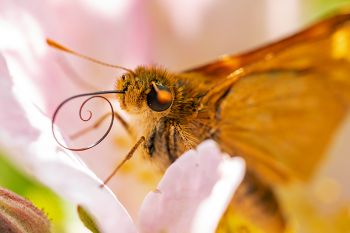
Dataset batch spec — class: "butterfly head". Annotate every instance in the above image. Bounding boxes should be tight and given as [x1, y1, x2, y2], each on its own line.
[116, 66, 174, 116]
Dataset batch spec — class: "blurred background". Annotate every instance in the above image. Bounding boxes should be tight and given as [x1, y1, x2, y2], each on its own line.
[1, 0, 350, 232]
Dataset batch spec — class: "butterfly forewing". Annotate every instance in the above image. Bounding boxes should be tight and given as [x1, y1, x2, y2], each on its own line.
[183, 12, 350, 183]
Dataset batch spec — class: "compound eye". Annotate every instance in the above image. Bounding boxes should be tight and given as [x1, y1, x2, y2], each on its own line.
[147, 82, 173, 112]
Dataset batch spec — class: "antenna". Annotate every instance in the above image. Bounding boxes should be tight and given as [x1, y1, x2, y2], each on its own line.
[46, 38, 135, 74]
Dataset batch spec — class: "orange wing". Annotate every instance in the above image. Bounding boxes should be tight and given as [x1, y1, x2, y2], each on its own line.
[185, 12, 350, 183]
[184, 12, 350, 78]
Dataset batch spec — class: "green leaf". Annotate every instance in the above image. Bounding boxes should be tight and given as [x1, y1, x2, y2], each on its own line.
[77, 205, 101, 233]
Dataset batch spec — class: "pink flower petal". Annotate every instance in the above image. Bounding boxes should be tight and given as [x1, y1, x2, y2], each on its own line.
[138, 140, 245, 233]
[191, 155, 245, 233]
[0, 55, 39, 141]
[0, 0, 152, 113]
[0, 53, 137, 233]
[0, 1, 155, 218]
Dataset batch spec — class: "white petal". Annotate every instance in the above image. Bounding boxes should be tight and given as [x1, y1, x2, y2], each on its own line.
[138, 140, 245, 233]
[0, 54, 137, 233]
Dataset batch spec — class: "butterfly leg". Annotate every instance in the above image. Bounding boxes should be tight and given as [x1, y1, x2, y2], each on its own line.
[69, 112, 132, 140]
[100, 136, 145, 187]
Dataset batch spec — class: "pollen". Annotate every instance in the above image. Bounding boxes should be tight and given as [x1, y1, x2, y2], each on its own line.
[332, 27, 350, 61]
